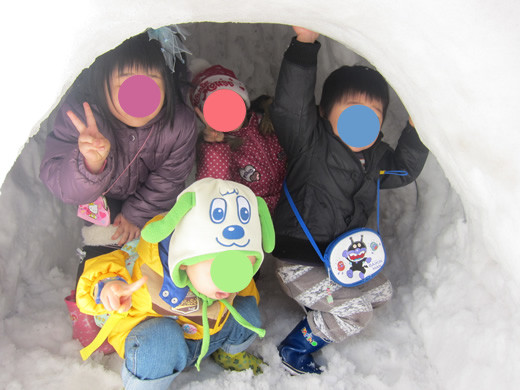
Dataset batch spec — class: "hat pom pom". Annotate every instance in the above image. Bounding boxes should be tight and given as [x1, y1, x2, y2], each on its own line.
[189, 58, 212, 80]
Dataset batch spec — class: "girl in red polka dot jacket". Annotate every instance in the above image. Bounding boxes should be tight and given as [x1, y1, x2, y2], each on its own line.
[190, 62, 287, 215]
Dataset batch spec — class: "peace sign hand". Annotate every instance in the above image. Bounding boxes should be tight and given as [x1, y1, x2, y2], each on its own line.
[67, 102, 111, 174]
[99, 276, 148, 313]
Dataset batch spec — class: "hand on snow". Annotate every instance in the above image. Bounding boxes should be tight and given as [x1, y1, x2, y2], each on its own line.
[112, 213, 141, 246]
[67, 102, 111, 174]
[293, 26, 319, 43]
[100, 276, 147, 313]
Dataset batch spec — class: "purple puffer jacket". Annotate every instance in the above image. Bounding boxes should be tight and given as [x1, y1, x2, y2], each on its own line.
[40, 98, 197, 228]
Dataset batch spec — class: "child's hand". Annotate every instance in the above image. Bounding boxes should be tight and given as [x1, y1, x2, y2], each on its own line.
[67, 102, 111, 174]
[292, 26, 319, 43]
[195, 107, 225, 142]
[112, 213, 141, 246]
[100, 276, 148, 313]
[202, 127, 225, 143]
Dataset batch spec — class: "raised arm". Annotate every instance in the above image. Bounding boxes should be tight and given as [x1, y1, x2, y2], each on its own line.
[270, 27, 322, 158]
[379, 120, 429, 188]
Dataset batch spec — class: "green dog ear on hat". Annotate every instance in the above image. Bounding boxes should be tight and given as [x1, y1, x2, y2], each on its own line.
[141, 192, 195, 243]
[257, 196, 275, 253]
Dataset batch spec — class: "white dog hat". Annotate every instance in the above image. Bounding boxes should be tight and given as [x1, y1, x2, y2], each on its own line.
[141, 178, 274, 293]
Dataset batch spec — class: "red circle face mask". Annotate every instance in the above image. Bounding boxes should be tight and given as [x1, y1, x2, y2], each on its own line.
[203, 89, 246, 132]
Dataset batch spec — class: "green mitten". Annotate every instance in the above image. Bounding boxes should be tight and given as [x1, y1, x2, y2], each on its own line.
[211, 348, 266, 375]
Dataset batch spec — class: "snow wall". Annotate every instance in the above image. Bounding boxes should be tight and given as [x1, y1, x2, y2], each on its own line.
[1, 1, 519, 389]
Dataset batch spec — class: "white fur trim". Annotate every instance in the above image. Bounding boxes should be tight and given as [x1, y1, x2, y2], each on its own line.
[81, 225, 119, 246]
[189, 58, 212, 79]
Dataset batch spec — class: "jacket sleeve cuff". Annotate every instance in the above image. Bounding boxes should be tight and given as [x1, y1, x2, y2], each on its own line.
[94, 276, 127, 304]
[77, 150, 113, 184]
[284, 36, 321, 67]
[83, 157, 108, 175]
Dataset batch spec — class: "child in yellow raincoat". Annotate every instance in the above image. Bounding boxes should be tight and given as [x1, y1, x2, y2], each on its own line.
[76, 178, 275, 389]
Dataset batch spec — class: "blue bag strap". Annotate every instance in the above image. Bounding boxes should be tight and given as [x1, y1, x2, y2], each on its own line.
[283, 170, 408, 262]
[283, 181, 326, 263]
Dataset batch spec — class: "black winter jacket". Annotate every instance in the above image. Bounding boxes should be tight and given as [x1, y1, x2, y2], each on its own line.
[271, 38, 429, 266]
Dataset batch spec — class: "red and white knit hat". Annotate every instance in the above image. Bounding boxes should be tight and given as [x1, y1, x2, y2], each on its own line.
[190, 64, 250, 111]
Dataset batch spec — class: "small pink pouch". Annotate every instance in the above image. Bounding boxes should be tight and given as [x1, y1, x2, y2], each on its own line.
[77, 196, 110, 226]
[64, 291, 115, 355]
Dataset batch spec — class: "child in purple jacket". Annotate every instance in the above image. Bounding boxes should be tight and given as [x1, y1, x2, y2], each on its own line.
[40, 27, 198, 355]
[40, 27, 197, 250]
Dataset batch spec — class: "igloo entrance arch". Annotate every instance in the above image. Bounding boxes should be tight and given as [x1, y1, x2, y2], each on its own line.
[1, 2, 519, 389]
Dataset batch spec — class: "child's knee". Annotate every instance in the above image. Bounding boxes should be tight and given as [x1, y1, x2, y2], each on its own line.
[309, 296, 374, 342]
[124, 317, 188, 379]
[233, 295, 262, 328]
[126, 317, 184, 348]
[363, 276, 393, 308]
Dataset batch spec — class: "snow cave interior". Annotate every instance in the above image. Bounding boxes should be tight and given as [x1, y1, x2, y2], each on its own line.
[1, 2, 519, 389]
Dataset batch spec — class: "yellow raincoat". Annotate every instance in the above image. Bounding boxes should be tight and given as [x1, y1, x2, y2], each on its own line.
[76, 215, 260, 358]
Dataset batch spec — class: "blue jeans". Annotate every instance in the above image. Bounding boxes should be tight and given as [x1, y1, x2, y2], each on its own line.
[122, 295, 261, 390]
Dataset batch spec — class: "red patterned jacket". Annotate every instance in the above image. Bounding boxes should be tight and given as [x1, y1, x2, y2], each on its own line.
[196, 112, 286, 214]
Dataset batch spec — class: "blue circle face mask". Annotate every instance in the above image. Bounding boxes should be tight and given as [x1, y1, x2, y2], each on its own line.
[337, 105, 381, 148]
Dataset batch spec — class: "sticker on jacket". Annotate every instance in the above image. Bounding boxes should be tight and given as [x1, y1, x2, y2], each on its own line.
[239, 164, 260, 182]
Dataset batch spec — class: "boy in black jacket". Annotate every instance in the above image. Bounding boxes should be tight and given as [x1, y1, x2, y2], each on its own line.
[271, 26, 429, 375]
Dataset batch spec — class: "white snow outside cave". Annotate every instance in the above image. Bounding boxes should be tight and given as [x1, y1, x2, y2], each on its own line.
[1, 1, 519, 389]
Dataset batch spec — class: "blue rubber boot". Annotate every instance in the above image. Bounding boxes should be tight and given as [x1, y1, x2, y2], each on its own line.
[277, 317, 330, 374]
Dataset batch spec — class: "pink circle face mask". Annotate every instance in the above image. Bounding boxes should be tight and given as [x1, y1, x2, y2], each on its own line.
[118, 75, 162, 118]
